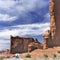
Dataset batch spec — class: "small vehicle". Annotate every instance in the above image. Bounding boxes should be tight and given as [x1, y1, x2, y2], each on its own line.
[15, 53, 20, 58]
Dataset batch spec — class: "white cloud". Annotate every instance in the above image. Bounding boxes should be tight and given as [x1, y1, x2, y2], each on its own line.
[0, 40, 10, 43]
[0, 40, 10, 50]
[0, 43, 9, 50]
[0, 0, 49, 15]
[0, 23, 50, 38]
[0, 0, 49, 22]
[0, 1, 15, 9]
[0, 14, 17, 21]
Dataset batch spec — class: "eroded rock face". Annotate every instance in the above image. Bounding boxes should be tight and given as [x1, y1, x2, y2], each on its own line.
[43, 30, 53, 49]
[50, 0, 60, 46]
[50, 0, 56, 46]
[43, 0, 60, 48]
[28, 39, 42, 52]
[10, 36, 42, 54]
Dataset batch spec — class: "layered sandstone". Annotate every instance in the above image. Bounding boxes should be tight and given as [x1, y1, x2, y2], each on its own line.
[10, 36, 42, 54]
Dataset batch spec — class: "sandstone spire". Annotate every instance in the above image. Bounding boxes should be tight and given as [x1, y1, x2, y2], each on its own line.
[50, 0, 60, 46]
[50, 0, 56, 46]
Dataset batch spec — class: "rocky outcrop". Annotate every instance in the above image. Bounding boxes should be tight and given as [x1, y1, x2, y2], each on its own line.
[28, 39, 42, 52]
[10, 36, 42, 54]
[43, 29, 53, 49]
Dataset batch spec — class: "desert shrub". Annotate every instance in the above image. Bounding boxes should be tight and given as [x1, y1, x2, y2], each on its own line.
[0, 57, 4, 60]
[29, 46, 38, 52]
[44, 54, 48, 60]
[53, 54, 57, 59]
[44, 54, 48, 58]
[25, 54, 31, 58]
[33, 46, 38, 50]
[58, 51, 60, 53]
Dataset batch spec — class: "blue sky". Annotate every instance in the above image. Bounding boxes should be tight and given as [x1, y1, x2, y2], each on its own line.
[0, 0, 50, 50]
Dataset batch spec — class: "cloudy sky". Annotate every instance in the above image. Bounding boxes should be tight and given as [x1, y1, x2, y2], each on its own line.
[0, 0, 50, 50]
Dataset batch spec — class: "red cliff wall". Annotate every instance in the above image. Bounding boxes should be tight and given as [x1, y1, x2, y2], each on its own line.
[50, 0, 60, 46]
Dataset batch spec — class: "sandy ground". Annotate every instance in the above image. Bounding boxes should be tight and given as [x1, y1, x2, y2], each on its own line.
[1, 47, 60, 58]
[20, 47, 60, 58]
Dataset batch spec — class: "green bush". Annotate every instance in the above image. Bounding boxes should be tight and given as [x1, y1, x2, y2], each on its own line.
[25, 54, 31, 58]
[0, 57, 4, 60]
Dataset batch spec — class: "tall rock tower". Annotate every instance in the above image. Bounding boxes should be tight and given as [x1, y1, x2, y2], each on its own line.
[50, 0, 60, 46]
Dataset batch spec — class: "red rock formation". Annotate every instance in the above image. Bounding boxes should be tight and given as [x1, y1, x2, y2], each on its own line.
[43, 30, 53, 49]
[50, 0, 60, 46]
[50, 0, 56, 46]
[28, 39, 42, 52]
[10, 36, 42, 54]
[43, 0, 60, 48]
